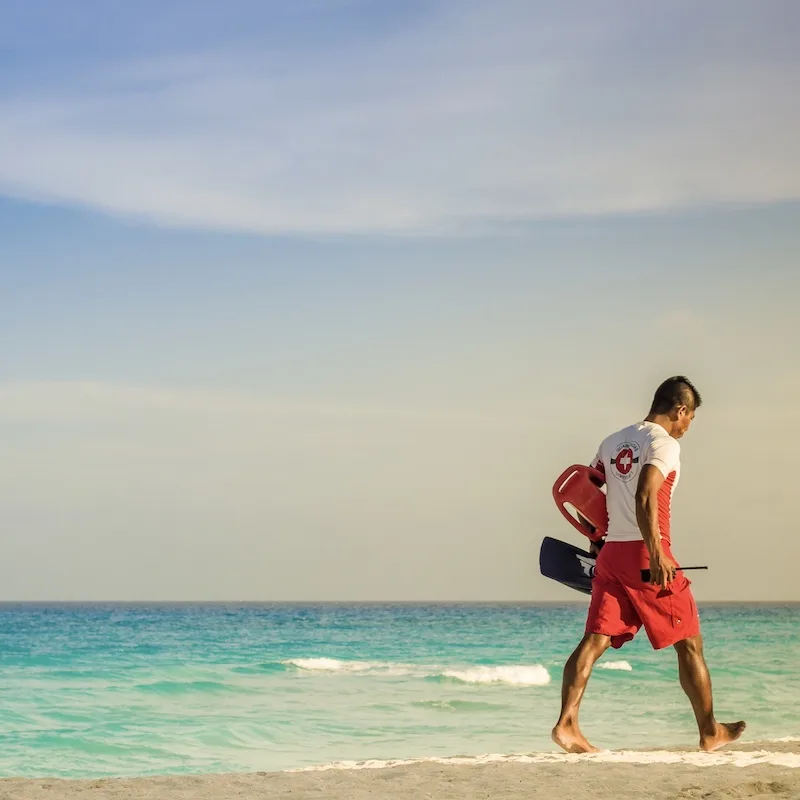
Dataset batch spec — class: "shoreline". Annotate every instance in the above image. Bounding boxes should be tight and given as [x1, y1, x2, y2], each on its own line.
[2, 741, 798, 799]
[2, 600, 800, 605]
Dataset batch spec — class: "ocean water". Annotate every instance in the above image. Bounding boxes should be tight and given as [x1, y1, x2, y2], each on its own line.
[0, 602, 798, 778]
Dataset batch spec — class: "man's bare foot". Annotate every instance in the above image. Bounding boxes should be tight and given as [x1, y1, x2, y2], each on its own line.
[699, 721, 747, 752]
[551, 724, 601, 754]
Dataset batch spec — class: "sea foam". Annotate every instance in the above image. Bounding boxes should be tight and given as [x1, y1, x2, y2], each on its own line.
[284, 658, 551, 685]
[440, 666, 550, 686]
[283, 658, 414, 677]
[287, 748, 800, 772]
[597, 660, 633, 671]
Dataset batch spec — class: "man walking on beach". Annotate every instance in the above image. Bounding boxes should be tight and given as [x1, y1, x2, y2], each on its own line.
[551, 376, 746, 754]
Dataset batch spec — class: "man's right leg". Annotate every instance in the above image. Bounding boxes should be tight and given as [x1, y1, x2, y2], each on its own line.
[552, 633, 611, 754]
[674, 635, 746, 751]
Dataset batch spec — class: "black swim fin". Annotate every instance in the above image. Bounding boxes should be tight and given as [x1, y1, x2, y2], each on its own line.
[539, 536, 596, 595]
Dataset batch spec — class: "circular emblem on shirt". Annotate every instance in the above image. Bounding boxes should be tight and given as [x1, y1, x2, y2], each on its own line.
[611, 441, 640, 482]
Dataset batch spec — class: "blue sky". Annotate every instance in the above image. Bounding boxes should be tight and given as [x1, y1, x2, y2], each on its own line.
[1, 1, 799, 601]
[3, 0, 799, 234]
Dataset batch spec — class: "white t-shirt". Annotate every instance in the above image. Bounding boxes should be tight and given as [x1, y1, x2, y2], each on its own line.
[590, 421, 681, 544]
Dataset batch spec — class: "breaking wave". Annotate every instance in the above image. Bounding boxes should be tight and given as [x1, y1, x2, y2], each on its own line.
[282, 658, 550, 685]
[438, 666, 550, 686]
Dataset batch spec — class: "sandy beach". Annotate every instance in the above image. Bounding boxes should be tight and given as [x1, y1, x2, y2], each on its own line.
[1, 740, 798, 800]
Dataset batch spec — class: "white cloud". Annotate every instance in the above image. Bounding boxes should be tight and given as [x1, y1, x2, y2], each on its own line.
[1, 1, 798, 234]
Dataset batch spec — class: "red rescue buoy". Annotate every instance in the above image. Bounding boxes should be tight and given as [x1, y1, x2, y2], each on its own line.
[552, 464, 608, 542]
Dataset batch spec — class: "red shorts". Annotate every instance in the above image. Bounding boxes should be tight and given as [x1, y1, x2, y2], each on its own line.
[586, 540, 701, 650]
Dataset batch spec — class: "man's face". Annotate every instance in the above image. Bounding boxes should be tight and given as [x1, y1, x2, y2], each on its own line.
[673, 406, 695, 438]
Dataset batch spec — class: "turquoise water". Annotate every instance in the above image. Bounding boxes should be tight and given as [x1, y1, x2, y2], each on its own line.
[0, 603, 798, 778]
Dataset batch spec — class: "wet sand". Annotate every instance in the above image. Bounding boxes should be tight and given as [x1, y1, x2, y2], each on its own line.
[1, 740, 798, 800]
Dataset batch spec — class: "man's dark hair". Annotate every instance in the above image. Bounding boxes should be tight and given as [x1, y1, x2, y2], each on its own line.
[649, 376, 702, 415]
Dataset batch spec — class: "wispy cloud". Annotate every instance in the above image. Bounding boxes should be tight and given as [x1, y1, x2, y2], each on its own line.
[1, 0, 799, 234]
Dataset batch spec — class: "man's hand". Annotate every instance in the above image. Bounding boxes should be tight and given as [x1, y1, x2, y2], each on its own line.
[589, 539, 604, 557]
[648, 551, 677, 589]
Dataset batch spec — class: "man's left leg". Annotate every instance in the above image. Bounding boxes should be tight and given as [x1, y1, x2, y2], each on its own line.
[674, 634, 746, 751]
[631, 567, 746, 751]
[552, 632, 611, 754]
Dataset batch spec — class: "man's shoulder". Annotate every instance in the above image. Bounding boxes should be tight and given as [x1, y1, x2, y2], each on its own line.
[601, 422, 643, 446]
[599, 421, 680, 455]
[642, 423, 681, 474]
[645, 422, 681, 452]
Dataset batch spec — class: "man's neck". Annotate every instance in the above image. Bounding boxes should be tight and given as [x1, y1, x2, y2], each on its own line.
[645, 413, 676, 437]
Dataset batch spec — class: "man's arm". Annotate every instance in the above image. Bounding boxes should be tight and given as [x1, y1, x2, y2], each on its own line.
[576, 510, 604, 555]
[635, 465, 676, 588]
[583, 448, 606, 554]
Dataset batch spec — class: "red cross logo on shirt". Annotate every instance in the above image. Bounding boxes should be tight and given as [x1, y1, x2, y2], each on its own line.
[614, 447, 634, 475]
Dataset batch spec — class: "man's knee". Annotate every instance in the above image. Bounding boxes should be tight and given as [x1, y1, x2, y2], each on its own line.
[674, 633, 704, 657]
[579, 632, 613, 657]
